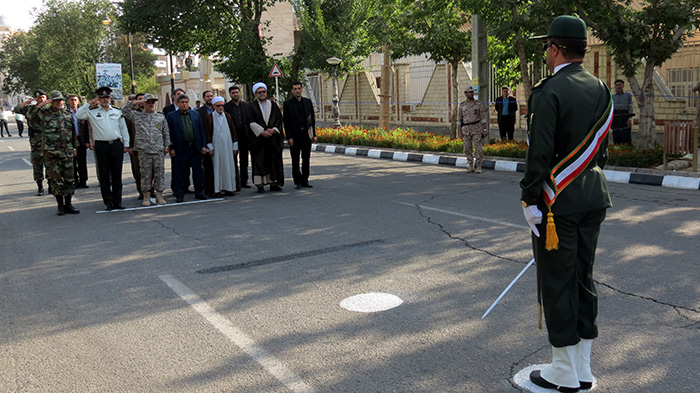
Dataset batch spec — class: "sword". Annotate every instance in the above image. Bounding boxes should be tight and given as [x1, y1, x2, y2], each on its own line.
[481, 257, 536, 319]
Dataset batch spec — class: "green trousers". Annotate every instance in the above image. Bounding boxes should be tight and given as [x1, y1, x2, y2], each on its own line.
[532, 208, 607, 347]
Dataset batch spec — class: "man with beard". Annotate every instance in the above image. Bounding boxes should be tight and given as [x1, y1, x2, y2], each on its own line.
[246, 82, 284, 193]
[224, 85, 250, 190]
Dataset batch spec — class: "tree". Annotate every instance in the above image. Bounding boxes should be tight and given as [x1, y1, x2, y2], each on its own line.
[0, 0, 157, 98]
[391, 0, 472, 137]
[571, 0, 700, 150]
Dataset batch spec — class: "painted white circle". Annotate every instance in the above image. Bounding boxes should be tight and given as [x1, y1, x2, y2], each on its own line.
[340, 292, 403, 313]
[513, 364, 597, 392]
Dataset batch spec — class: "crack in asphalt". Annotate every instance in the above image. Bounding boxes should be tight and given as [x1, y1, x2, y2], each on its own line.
[508, 344, 549, 392]
[410, 201, 700, 329]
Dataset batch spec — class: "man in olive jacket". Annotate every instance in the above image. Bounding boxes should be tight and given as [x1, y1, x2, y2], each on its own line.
[521, 15, 613, 392]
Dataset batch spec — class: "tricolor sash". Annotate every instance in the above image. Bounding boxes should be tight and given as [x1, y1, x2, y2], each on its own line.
[541, 83, 613, 250]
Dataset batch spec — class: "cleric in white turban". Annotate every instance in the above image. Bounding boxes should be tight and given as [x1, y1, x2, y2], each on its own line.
[252, 82, 267, 94]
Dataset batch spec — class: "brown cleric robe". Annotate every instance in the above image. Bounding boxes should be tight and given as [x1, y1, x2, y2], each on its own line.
[246, 99, 285, 187]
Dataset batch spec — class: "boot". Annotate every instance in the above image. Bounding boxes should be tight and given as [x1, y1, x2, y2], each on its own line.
[475, 162, 482, 174]
[55, 195, 65, 216]
[142, 197, 152, 206]
[466, 164, 475, 173]
[63, 195, 80, 214]
[538, 345, 580, 390]
[37, 180, 44, 196]
[155, 191, 167, 205]
[577, 339, 595, 389]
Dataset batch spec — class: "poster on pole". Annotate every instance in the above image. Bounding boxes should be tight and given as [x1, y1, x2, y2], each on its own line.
[96, 63, 123, 100]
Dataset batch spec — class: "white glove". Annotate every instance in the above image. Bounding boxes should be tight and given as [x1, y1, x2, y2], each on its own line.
[522, 205, 542, 237]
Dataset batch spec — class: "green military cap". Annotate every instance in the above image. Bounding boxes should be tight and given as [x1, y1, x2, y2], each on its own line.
[49, 90, 65, 101]
[34, 89, 46, 97]
[532, 15, 587, 40]
[143, 93, 158, 102]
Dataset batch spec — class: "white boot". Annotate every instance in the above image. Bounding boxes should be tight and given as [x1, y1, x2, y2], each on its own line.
[540, 344, 580, 389]
[577, 339, 595, 386]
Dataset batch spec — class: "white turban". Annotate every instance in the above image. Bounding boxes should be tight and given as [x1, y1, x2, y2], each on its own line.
[212, 96, 225, 105]
[252, 82, 267, 94]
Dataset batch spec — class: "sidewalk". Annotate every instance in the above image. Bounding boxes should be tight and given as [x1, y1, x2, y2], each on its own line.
[312, 143, 700, 191]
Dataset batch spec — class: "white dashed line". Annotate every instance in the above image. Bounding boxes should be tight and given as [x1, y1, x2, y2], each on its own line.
[7, 146, 14, 150]
[159, 275, 317, 393]
[22, 158, 32, 166]
[398, 202, 528, 230]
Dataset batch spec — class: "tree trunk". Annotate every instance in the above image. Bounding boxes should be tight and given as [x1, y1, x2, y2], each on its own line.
[450, 59, 459, 139]
[626, 62, 656, 151]
[513, 8, 532, 99]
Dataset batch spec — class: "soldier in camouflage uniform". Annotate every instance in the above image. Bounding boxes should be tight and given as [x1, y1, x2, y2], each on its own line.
[36, 91, 80, 216]
[458, 86, 488, 173]
[15, 90, 48, 195]
[121, 93, 171, 206]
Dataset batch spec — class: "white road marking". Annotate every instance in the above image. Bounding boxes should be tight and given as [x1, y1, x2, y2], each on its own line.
[22, 158, 32, 166]
[96, 198, 224, 213]
[340, 292, 403, 313]
[7, 146, 14, 150]
[159, 275, 317, 393]
[398, 202, 529, 230]
[513, 364, 597, 392]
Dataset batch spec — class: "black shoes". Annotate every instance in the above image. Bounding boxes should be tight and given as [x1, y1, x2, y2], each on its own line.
[257, 186, 265, 193]
[195, 194, 207, 200]
[295, 184, 302, 189]
[56, 196, 65, 216]
[175, 197, 184, 203]
[529, 370, 580, 392]
[76, 183, 89, 189]
[64, 196, 80, 214]
[270, 185, 283, 191]
[301, 183, 313, 188]
[37, 181, 44, 196]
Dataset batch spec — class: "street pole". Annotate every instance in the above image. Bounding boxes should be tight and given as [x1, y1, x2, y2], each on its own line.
[169, 53, 175, 92]
[127, 33, 135, 94]
[380, 45, 391, 130]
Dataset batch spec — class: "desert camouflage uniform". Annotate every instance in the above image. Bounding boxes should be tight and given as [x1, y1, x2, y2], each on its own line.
[458, 99, 487, 167]
[122, 101, 171, 192]
[37, 106, 78, 196]
[15, 103, 45, 182]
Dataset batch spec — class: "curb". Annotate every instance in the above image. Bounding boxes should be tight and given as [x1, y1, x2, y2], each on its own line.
[311, 144, 700, 191]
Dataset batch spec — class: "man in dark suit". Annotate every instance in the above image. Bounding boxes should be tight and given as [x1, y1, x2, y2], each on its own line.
[197, 90, 215, 195]
[283, 81, 317, 189]
[163, 88, 185, 116]
[67, 94, 90, 188]
[166, 94, 207, 202]
[494, 86, 518, 140]
[224, 85, 251, 189]
[521, 16, 613, 393]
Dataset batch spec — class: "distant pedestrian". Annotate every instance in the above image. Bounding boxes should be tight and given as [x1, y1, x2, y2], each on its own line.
[198, 90, 216, 196]
[224, 85, 251, 190]
[166, 94, 207, 202]
[611, 79, 634, 145]
[494, 86, 518, 140]
[283, 81, 317, 189]
[15, 112, 25, 137]
[0, 110, 11, 137]
[36, 91, 80, 216]
[458, 86, 487, 173]
[66, 94, 90, 188]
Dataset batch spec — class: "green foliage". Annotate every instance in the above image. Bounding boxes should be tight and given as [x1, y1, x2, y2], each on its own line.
[607, 144, 663, 168]
[0, 0, 157, 98]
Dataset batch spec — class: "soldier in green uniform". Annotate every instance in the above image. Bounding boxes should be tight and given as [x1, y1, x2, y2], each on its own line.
[15, 90, 48, 195]
[36, 91, 80, 216]
[521, 16, 613, 392]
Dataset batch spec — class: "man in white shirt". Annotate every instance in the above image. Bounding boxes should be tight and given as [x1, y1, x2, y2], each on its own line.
[76, 86, 130, 210]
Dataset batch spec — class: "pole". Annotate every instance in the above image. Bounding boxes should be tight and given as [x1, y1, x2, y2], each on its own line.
[169, 53, 175, 91]
[275, 76, 279, 103]
[380, 45, 391, 130]
[127, 33, 135, 94]
[471, 15, 490, 137]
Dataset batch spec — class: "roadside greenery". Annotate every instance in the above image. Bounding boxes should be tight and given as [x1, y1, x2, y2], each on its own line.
[317, 126, 664, 168]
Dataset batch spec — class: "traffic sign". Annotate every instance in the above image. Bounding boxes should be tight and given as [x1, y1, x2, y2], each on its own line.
[269, 64, 284, 77]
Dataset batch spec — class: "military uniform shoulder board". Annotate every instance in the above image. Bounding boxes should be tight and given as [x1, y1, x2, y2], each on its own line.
[89, 105, 99, 109]
[111, 105, 121, 110]
[533, 75, 554, 90]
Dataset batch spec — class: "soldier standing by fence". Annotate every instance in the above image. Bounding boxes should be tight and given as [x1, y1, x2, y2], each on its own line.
[458, 86, 488, 173]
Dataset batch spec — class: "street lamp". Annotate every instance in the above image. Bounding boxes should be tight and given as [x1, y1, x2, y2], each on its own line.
[326, 56, 342, 128]
[101, 14, 136, 94]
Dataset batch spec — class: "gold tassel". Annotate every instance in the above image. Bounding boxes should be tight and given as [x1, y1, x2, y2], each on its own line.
[545, 209, 559, 250]
[538, 304, 543, 330]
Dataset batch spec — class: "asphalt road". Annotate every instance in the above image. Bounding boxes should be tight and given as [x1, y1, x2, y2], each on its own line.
[1, 134, 698, 393]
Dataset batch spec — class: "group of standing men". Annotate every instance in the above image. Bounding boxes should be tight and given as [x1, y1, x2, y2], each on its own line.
[14, 79, 318, 214]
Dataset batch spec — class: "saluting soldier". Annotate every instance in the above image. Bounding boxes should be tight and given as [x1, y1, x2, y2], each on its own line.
[520, 16, 613, 392]
[458, 86, 488, 173]
[76, 86, 130, 210]
[121, 93, 171, 206]
[15, 90, 48, 195]
[36, 91, 80, 216]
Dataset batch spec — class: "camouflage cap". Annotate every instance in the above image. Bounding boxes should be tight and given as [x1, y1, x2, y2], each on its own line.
[95, 86, 112, 97]
[49, 90, 65, 101]
[143, 93, 158, 102]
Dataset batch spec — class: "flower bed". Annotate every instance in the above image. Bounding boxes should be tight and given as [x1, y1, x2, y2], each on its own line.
[316, 126, 664, 168]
